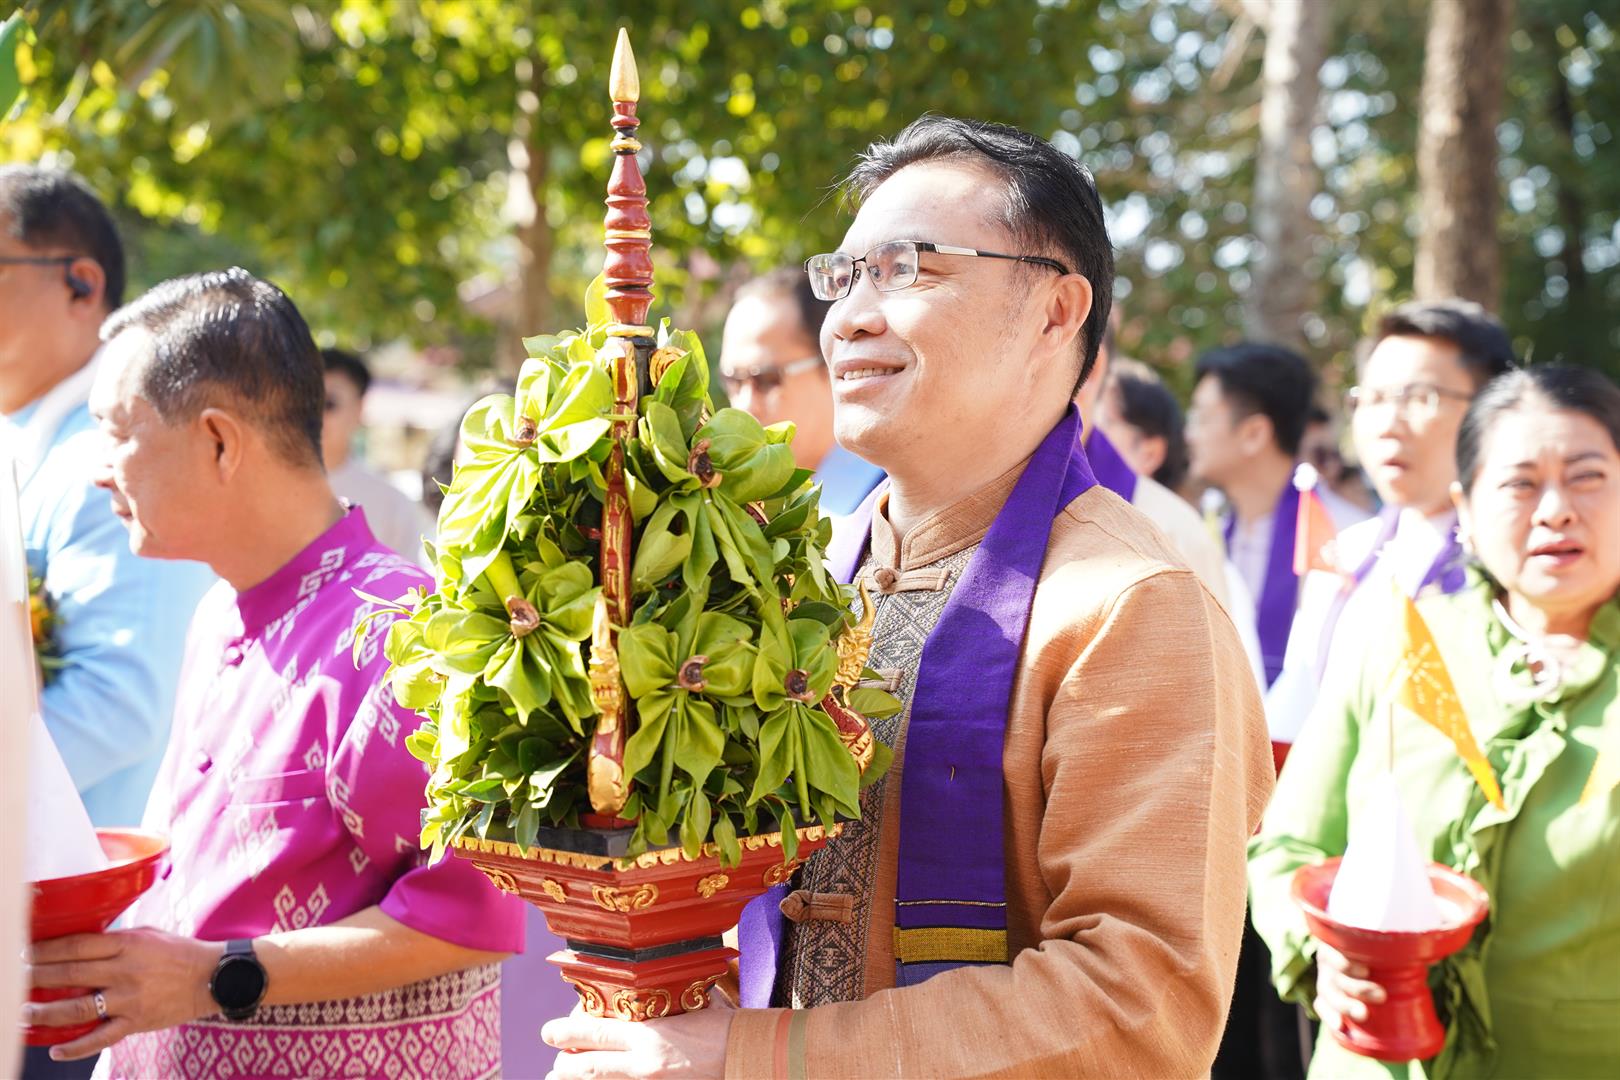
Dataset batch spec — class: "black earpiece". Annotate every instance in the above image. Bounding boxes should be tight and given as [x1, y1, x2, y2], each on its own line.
[65, 268, 93, 300]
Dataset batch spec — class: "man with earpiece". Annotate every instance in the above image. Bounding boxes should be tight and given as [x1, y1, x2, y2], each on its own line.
[0, 165, 216, 1073]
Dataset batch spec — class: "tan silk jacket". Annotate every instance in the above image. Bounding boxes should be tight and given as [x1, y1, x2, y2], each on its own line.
[724, 461, 1274, 1079]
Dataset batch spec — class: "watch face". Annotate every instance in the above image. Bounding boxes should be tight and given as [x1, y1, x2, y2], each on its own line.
[213, 954, 267, 1013]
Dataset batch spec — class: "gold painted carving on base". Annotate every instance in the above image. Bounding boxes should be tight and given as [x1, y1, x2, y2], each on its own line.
[476, 865, 519, 894]
[591, 883, 659, 912]
[696, 873, 729, 898]
[681, 975, 724, 1012]
[763, 857, 806, 886]
[564, 976, 607, 1017]
[610, 988, 672, 1021]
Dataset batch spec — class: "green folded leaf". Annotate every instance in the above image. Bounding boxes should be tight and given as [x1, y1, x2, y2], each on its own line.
[622, 689, 675, 778]
[618, 622, 678, 698]
[583, 271, 610, 330]
[845, 686, 904, 720]
[697, 409, 797, 503]
[749, 708, 794, 803]
[674, 697, 726, 785]
[631, 501, 692, 591]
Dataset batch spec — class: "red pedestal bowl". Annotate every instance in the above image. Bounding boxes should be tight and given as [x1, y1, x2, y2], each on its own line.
[25, 829, 169, 1047]
[1292, 857, 1489, 1062]
[454, 822, 839, 1021]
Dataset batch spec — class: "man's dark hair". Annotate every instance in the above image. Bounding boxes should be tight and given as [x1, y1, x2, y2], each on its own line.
[1110, 357, 1188, 491]
[841, 115, 1115, 397]
[736, 267, 830, 347]
[1457, 364, 1620, 491]
[1193, 342, 1317, 457]
[101, 268, 325, 468]
[1374, 299, 1516, 388]
[322, 347, 372, 397]
[0, 164, 126, 310]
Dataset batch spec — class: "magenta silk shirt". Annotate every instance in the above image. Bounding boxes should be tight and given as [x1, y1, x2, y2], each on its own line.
[109, 509, 524, 1080]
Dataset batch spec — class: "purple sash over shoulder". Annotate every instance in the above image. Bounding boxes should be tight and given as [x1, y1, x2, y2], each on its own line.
[738, 407, 1096, 1004]
[1311, 508, 1467, 680]
[1224, 481, 1300, 687]
[1084, 426, 1138, 504]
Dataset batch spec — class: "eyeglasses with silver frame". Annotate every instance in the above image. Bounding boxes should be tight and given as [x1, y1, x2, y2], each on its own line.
[1345, 382, 1473, 422]
[804, 240, 1071, 302]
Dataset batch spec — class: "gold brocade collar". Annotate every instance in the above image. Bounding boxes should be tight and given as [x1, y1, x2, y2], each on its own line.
[868, 453, 1034, 571]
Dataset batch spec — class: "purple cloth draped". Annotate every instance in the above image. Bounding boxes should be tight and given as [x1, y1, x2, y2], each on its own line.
[1224, 481, 1300, 687]
[1084, 426, 1138, 504]
[1311, 508, 1468, 680]
[739, 407, 1096, 1001]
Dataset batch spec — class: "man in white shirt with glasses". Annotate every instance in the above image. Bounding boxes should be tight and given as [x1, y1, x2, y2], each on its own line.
[719, 268, 884, 518]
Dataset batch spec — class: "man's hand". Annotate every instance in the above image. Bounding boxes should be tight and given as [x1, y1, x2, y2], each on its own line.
[542, 998, 736, 1080]
[1314, 941, 1388, 1033]
[24, 928, 223, 1062]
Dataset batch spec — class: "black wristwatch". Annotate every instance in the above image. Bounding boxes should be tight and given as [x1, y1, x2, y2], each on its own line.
[209, 938, 268, 1021]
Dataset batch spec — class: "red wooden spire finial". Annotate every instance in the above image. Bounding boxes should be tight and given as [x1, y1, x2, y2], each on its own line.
[603, 28, 653, 336]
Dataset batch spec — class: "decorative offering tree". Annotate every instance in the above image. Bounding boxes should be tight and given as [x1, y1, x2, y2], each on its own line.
[365, 30, 895, 1021]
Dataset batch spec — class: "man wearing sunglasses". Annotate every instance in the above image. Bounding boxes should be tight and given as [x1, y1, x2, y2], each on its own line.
[719, 268, 884, 518]
[546, 117, 1271, 1080]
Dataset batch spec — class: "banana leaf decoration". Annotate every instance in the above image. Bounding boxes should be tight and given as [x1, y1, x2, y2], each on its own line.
[748, 616, 863, 825]
[436, 357, 614, 584]
[617, 610, 757, 856]
[374, 298, 899, 866]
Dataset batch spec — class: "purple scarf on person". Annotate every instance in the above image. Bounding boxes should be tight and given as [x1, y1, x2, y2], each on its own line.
[1084, 426, 1138, 503]
[738, 406, 1097, 1004]
[1311, 507, 1467, 680]
[1224, 481, 1301, 687]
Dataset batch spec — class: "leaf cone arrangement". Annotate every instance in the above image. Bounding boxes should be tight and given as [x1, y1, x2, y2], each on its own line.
[368, 287, 896, 869]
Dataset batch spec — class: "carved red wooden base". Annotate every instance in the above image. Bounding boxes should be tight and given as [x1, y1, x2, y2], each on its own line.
[453, 823, 839, 1019]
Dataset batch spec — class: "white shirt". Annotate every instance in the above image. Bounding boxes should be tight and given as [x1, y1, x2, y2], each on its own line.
[329, 460, 433, 567]
[1131, 474, 1230, 608]
[1265, 507, 1456, 742]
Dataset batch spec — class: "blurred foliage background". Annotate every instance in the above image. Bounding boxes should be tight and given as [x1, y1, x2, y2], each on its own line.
[1, 0, 1614, 386]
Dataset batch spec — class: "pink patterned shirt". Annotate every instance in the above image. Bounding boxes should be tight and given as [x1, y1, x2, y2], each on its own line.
[109, 508, 523, 1079]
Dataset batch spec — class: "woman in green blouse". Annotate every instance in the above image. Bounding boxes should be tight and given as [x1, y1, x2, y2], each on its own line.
[1249, 363, 1620, 1079]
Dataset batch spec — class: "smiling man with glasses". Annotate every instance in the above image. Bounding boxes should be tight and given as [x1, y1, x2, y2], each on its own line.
[719, 268, 884, 517]
[546, 116, 1272, 1080]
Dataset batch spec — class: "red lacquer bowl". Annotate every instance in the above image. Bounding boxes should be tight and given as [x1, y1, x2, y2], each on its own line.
[1292, 857, 1489, 1062]
[24, 829, 168, 1047]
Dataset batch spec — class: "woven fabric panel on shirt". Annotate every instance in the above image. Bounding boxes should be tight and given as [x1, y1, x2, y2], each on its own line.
[776, 545, 976, 1008]
[103, 964, 502, 1080]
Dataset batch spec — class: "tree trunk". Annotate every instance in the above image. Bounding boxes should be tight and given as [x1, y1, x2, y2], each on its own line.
[1244, 0, 1330, 350]
[503, 51, 552, 373]
[1414, 0, 1516, 309]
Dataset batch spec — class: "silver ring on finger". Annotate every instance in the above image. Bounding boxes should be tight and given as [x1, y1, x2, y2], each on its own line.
[93, 990, 109, 1021]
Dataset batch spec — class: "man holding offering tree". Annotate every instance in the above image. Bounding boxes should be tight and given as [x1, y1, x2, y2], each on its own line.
[543, 117, 1272, 1078]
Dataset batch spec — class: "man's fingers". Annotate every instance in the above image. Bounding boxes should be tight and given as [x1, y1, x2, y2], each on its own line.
[28, 933, 123, 965]
[22, 992, 101, 1029]
[1315, 943, 1369, 980]
[1335, 973, 1387, 1005]
[1314, 994, 1343, 1033]
[1317, 980, 1370, 1023]
[547, 1049, 640, 1080]
[49, 1016, 134, 1062]
[26, 957, 122, 990]
[542, 1015, 642, 1053]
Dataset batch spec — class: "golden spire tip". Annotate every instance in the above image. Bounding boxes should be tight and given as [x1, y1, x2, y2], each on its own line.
[610, 28, 640, 104]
